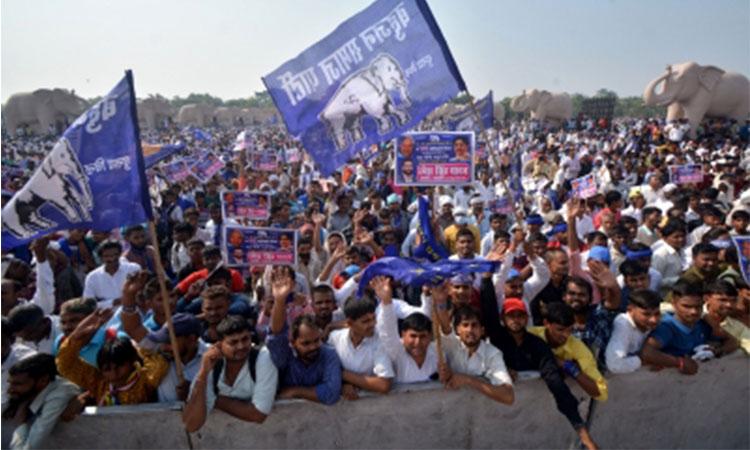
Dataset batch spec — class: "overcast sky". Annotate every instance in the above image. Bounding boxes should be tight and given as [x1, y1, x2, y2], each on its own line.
[2, 0, 748, 102]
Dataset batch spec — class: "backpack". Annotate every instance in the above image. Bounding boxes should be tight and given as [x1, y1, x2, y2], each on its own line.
[212, 346, 260, 396]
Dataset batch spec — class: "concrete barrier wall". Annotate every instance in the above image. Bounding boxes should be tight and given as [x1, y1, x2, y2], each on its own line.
[43, 354, 749, 449]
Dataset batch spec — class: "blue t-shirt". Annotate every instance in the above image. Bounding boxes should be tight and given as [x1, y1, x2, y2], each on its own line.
[648, 313, 713, 357]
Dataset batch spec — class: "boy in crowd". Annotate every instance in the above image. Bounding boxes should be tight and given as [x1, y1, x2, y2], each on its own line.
[701, 280, 742, 355]
[183, 316, 278, 432]
[605, 290, 662, 373]
[328, 296, 393, 400]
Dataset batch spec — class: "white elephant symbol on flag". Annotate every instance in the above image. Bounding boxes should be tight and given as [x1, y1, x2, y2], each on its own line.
[319, 53, 411, 151]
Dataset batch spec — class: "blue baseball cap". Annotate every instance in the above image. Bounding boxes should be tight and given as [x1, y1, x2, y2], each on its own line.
[588, 246, 611, 264]
[506, 268, 521, 281]
[546, 223, 567, 237]
[449, 273, 473, 286]
[525, 214, 544, 226]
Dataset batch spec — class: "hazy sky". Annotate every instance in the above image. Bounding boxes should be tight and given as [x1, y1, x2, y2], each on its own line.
[2, 0, 748, 102]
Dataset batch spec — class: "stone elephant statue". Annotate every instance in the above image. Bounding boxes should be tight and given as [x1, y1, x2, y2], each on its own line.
[176, 103, 215, 127]
[510, 89, 572, 122]
[643, 61, 750, 137]
[214, 106, 243, 127]
[137, 97, 173, 130]
[319, 53, 411, 150]
[3, 88, 88, 135]
[494, 102, 506, 122]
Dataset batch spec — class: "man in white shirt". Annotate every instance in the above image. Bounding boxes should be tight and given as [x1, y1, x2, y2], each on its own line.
[7, 304, 61, 355]
[328, 296, 394, 399]
[605, 290, 661, 373]
[1, 318, 37, 400]
[183, 316, 278, 432]
[639, 170, 666, 205]
[433, 292, 514, 405]
[371, 277, 438, 384]
[83, 240, 141, 308]
[651, 220, 688, 296]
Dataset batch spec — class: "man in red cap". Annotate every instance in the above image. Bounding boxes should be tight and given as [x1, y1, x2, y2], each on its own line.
[477, 270, 599, 450]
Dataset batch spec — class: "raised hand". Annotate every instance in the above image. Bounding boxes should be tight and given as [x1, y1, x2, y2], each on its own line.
[122, 271, 152, 305]
[369, 276, 393, 304]
[430, 281, 450, 308]
[588, 260, 618, 289]
[312, 212, 327, 228]
[271, 269, 295, 302]
[70, 308, 113, 342]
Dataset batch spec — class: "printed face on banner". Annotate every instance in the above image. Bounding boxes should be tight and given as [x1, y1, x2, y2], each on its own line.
[161, 160, 192, 182]
[250, 152, 279, 172]
[669, 164, 703, 185]
[189, 151, 225, 183]
[224, 226, 297, 267]
[393, 131, 474, 186]
[222, 191, 271, 223]
[488, 197, 513, 214]
[571, 173, 597, 199]
[263, 0, 466, 176]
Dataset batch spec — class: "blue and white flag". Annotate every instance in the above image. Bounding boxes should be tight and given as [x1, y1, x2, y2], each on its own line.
[412, 195, 450, 261]
[193, 127, 212, 142]
[142, 142, 186, 168]
[263, 0, 466, 176]
[1, 72, 153, 250]
[445, 91, 493, 133]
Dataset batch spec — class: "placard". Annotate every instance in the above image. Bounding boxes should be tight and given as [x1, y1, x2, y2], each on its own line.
[250, 152, 279, 172]
[161, 160, 193, 182]
[571, 173, 597, 199]
[224, 226, 297, 267]
[669, 164, 703, 185]
[733, 236, 750, 285]
[222, 191, 271, 223]
[189, 152, 225, 182]
[394, 131, 474, 186]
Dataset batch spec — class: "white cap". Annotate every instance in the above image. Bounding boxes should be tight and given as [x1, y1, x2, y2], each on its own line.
[453, 207, 468, 216]
[438, 195, 454, 208]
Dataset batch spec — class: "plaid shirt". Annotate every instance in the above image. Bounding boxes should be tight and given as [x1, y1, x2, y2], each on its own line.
[572, 304, 619, 369]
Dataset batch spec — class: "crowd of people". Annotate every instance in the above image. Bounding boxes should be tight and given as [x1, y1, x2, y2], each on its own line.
[1, 114, 749, 449]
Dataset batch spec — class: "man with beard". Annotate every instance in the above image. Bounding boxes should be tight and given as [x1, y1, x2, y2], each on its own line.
[2, 354, 80, 449]
[265, 269, 341, 405]
[83, 240, 141, 308]
[679, 243, 721, 288]
[476, 262, 598, 450]
[122, 225, 158, 273]
[433, 294, 514, 405]
[183, 315, 278, 432]
[371, 276, 438, 384]
[311, 284, 344, 340]
[399, 160, 415, 184]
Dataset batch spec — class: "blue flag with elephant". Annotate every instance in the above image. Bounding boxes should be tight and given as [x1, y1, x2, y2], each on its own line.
[444, 91, 494, 132]
[263, 0, 466, 176]
[1, 71, 153, 251]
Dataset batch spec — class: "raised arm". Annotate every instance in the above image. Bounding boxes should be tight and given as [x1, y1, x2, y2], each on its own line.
[56, 309, 113, 394]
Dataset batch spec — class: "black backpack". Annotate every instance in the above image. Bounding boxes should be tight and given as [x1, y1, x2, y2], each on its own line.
[212, 346, 260, 396]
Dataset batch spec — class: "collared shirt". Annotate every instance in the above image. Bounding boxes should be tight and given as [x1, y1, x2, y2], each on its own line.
[189, 347, 278, 415]
[376, 303, 438, 384]
[648, 313, 713, 357]
[440, 332, 513, 387]
[265, 326, 342, 405]
[327, 329, 394, 378]
[529, 327, 608, 401]
[8, 378, 80, 450]
[155, 339, 209, 403]
[651, 244, 686, 293]
[18, 316, 62, 355]
[2, 344, 36, 401]
[571, 304, 619, 365]
[83, 261, 141, 307]
[605, 313, 648, 374]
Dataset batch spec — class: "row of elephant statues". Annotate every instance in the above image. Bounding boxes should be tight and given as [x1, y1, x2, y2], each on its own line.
[3, 61, 748, 135]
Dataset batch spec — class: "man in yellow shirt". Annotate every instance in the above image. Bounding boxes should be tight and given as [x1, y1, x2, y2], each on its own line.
[443, 208, 481, 255]
[529, 302, 608, 402]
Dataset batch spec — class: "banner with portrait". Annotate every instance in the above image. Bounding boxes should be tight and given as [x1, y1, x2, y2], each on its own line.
[571, 173, 597, 199]
[161, 160, 193, 182]
[221, 191, 271, 223]
[224, 226, 297, 267]
[250, 152, 279, 172]
[394, 131, 474, 186]
[189, 151, 225, 182]
[669, 164, 703, 185]
[733, 236, 750, 284]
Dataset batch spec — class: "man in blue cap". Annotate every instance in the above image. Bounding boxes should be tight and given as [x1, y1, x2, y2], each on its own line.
[525, 214, 544, 235]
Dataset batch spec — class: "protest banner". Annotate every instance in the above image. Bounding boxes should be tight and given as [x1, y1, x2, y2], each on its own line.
[224, 225, 297, 267]
[189, 151, 225, 182]
[161, 160, 192, 182]
[571, 173, 598, 199]
[488, 197, 514, 214]
[669, 164, 703, 184]
[732, 236, 750, 284]
[250, 151, 279, 172]
[285, 147, 301, 163]
[222, 190, 271, 223]
[263, 0, 466, 176]
[1, 71, 153, 250]
[394, 131, 474, 186]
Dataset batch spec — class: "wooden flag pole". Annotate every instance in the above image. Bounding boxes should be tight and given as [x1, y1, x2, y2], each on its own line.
[148, 221, 185, 382]
[431, 307, 445, 367]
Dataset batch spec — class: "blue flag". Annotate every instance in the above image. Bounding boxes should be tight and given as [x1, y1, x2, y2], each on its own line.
[412, 195, 449, 261]
[263, 0, 466, 176]
[509, 149, 524, 202]
[445, 91, 493, 132]
[143, 142, 186, 168]
[357, 256, 500, 297]
[1, 72, 153, 251]
[193, 127, 212, 142]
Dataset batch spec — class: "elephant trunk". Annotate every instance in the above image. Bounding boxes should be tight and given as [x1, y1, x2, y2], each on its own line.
[643, 72, 674, 106]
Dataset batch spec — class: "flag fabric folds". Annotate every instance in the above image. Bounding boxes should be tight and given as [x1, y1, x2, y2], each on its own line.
[1, 71, 153, 250]
[142, 142, 186, 168]
[263, 0, 466, 176]
[193, 127, 212, 142]
[357, 256, 500, 297]
[412, 195, 450, 261]
[444, 91, 494, 132]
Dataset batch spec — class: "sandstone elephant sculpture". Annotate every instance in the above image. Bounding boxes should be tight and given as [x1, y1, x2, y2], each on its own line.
[3, 89, 88, 135]
[176, 103, 215, 127]
[643, 61, 750, 137]
[319, 53, 411, 150]
[494, 102, 506, 122]
[214, 106, 243, 127]
[510, 89, 572, 122]
[137, 96, 173, 130]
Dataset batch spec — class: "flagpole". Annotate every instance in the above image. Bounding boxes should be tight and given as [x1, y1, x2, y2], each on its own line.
[464, 92, 526, 226]
[431, 308, 445, 367]
[148, 221, 185, 382]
